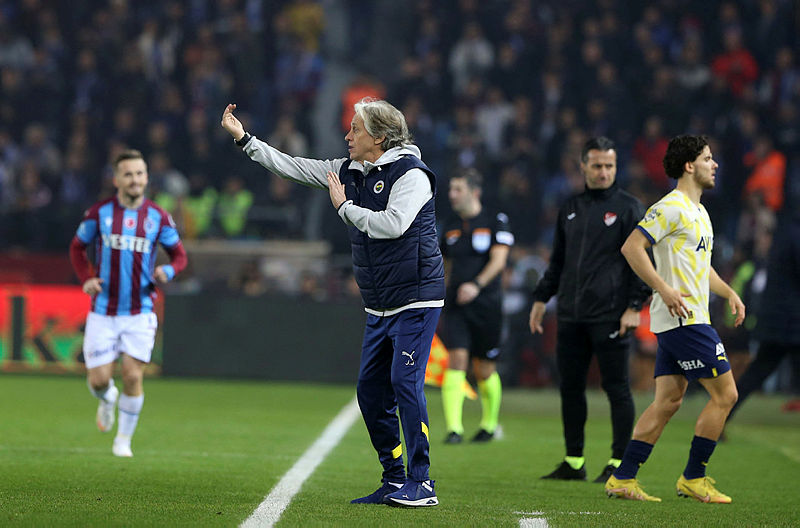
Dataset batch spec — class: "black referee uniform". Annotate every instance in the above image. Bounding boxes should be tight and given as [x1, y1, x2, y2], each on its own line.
[440, 209, 513, 359]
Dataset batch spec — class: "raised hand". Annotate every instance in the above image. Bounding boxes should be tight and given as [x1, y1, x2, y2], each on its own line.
[221, 104, 245, 140]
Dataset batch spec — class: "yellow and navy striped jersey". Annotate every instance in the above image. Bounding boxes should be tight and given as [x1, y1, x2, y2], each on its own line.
[636, 189, 713, 333]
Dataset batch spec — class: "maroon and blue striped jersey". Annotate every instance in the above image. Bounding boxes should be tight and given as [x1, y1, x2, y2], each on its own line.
[71, 196, 186, 316]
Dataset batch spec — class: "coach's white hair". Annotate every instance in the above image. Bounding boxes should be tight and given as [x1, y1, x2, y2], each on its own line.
[353, 97, 413, 151]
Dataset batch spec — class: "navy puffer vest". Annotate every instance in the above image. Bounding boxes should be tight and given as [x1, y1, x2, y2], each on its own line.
[339, 155, 445, 310]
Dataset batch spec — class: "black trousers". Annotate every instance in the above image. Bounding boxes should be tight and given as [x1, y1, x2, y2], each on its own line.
[729, 341, 800, 420]
[556, 320, 634, 460]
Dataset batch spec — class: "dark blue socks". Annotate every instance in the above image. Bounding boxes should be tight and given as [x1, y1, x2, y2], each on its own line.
[683, 435, 717, 479]
[614, 440, 654, 479]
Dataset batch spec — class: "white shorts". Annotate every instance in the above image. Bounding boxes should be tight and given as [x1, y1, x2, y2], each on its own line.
[83, 312, 158, 369]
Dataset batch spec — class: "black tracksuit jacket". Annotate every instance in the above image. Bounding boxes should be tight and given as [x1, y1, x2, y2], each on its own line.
[533, 182, 651, 323]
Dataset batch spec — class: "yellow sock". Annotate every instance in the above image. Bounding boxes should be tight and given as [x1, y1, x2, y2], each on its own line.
[565, 456, 585, 470]
[441, 369, 466, 434]
[477, 372, 501, 433]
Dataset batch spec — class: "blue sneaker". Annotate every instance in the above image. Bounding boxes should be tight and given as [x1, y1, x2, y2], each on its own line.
[383, 479, 439, 507]
[350, 481, 403, 504]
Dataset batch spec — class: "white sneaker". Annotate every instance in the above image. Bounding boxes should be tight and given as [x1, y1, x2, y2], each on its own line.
[112, 435, 133, 457]
[96, 385, 119, 433]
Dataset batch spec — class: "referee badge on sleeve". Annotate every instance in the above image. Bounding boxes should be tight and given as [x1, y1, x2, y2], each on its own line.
[445, 229, 461, 245]
[472, 228, 491, 253]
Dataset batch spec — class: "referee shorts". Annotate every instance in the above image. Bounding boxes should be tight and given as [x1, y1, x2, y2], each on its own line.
[439, 303, 502, 360]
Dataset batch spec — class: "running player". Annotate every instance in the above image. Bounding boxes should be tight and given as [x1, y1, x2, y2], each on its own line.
[70, 149, 187, 457]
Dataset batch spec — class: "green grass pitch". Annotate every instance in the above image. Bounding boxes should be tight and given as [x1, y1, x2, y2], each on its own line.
[1, 374, 798, 527]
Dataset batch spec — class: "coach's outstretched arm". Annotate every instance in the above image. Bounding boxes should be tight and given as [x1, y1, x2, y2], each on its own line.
[221, 103, 431, 240]
[220, 103, 340, 189]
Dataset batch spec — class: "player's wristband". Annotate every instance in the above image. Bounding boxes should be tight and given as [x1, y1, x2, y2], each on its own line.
[234, 132, 251, 147]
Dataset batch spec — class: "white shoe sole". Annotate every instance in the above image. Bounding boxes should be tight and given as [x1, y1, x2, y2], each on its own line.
[386, 496, 438, 507]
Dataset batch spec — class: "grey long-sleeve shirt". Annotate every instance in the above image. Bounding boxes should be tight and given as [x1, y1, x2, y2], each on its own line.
[243, 137, 433, 239]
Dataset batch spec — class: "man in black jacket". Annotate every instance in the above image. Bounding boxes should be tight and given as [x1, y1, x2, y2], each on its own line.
[530, 136, 651, 483]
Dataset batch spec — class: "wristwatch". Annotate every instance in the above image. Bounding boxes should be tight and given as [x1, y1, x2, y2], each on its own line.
[235, 132, 251, 147]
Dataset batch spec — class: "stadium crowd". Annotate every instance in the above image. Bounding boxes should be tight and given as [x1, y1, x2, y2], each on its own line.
[0, 0, 798, 388]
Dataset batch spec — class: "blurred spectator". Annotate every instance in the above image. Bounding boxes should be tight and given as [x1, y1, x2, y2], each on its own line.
[449, 21, 494, 94]
[218, 176, 254, 238]
[475, 85, 514, 160]
[8, 161, 52, 249]
[281, 0, 325, 52]
[675, 37, 711, 97]
[446, 103, 486, 174]
[711, 27, 759, 99]
[744, 135, 786, 212]
[0, 14, 35, 69]
[759, 47, 800, 110]
[274, 35, 324, 110]
[751, 0, 793, 67]
[182, 172, 218, 240]
[136, 17, 180, 83]
[20, 123, 61, 179]
[269, 114, 309, 157]
[632, 116, 670, 192]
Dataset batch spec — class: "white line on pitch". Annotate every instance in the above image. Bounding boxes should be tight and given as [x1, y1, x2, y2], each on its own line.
[240, 397, 361, 528]
[520, 517, 549, 528]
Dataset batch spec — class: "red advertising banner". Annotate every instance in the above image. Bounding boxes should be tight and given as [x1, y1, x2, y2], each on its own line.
[0, 284, 162, 374]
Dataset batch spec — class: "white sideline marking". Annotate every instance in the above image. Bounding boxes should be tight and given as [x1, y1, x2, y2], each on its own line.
[240, 397, 360, 528]
[517, 510, 601, 526]
[520, 517, 549, 528]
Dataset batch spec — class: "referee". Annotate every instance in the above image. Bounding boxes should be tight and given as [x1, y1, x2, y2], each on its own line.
[440, 169, 514, 443]
[531, 137, 651, 482]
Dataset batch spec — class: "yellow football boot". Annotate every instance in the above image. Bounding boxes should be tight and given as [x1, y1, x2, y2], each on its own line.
[676, 475, 732, 504]
[605, 475, 662, 502]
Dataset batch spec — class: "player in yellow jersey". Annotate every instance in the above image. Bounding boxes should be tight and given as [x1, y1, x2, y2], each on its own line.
[604, 135, 745, 503]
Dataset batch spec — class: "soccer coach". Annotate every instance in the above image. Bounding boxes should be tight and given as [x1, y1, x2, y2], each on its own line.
[222, 98, 444, 507]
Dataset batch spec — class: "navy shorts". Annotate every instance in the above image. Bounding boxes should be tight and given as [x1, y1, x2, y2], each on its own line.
[654, 324, 731, 381]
